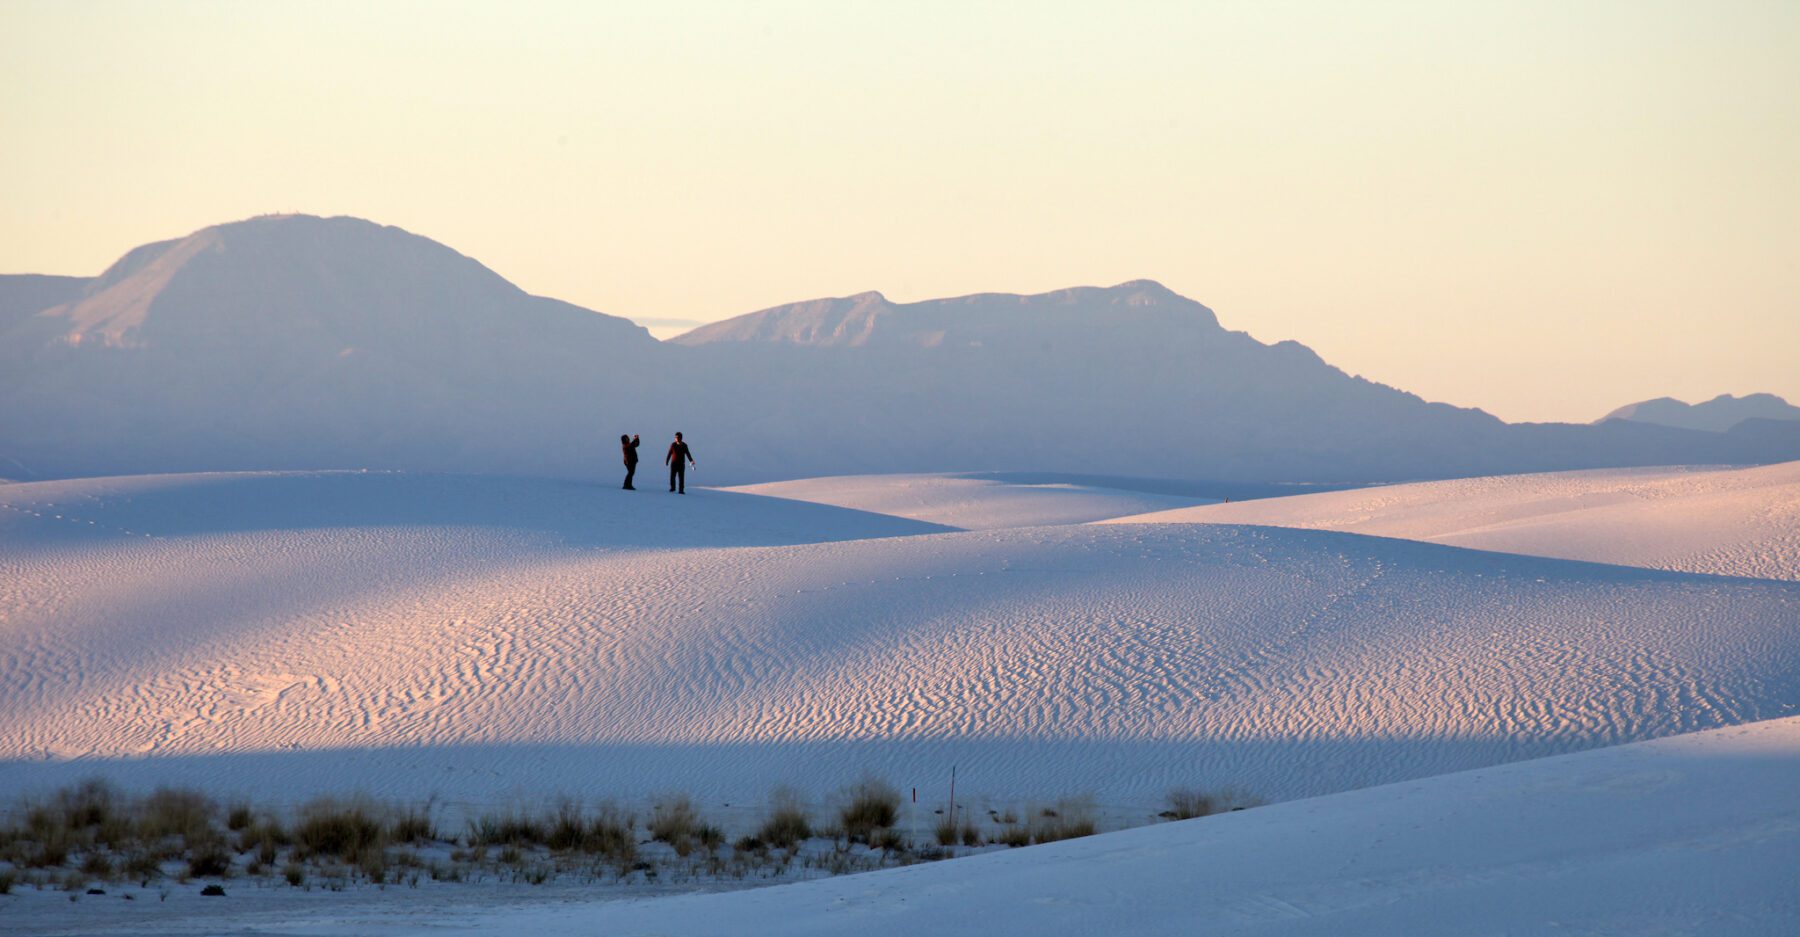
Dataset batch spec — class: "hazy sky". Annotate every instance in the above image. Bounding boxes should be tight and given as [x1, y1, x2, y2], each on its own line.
[3, 1, 1795, 422]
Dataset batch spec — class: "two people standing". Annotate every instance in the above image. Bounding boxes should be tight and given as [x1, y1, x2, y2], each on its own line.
[620, 431, 696, 494]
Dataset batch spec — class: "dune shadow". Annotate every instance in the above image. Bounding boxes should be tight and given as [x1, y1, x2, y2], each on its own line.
[0, 471, 958, 549]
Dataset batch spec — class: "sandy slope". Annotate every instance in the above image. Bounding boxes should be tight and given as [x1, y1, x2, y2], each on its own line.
[1106, 461, 1800, 580]
[355, 716, 1800, 937]
[3, 471, 1796, 818]
[724, 473, 1215, 529]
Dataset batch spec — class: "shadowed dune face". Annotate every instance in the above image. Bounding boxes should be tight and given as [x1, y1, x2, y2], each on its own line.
[2, 472, 1796, 816]
[0, 470, 951, 548]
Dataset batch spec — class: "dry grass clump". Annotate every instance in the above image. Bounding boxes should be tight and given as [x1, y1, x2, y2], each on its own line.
[390, 802, 436, 844]
[838, 777, 900, 844]
[469, 807, 547, 847]
[997, 824, 1031, 848]
[648, 793, 706, 856]
[1028, 798, 1097, 844]
[756, 787, 812, 851]
[1164, 786, 1264, 821]
[293, 798, 386, 862]
[185, 844, 232, 879]
[1164, 787, 1217, 820]
[139, 787, 217, 845]
[583, 803, 638, 865]
[0, 776, 1251, 892]
[540, 798, 637, 865]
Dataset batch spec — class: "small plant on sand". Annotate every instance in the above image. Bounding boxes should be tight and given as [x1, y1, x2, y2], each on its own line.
[585, 803, 637, 864]
[1164, 787, 1216, 820]
[139, 788, 217, 847]
[226, 802, 255, 832]
[123, 850, 162, 884]
[391, 802, 436, 844]
[756, 787, 812, 851]
[648, 794, 703, 855]
[1029, 797, 1097, 844]
[546, 798, 588, 852]
[186, 845, 232, 879]
[294, 798, 387, 862]
[1164, 786, 1262, 820]
[838, 777, 900, 844]
[469, 808, 546, 848]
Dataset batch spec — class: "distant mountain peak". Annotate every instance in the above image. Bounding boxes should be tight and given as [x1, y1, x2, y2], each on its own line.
[674, 279, 1219, 349]
[1600, 393, 1800, 433]
[15, 213, 649, 352]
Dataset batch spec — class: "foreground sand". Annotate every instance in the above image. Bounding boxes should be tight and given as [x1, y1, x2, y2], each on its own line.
[351, 715, 1800, 937]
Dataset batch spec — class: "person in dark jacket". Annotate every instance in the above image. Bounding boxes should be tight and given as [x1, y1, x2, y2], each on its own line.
[665, 432, 695, 494]
[620, 433, 640, 490]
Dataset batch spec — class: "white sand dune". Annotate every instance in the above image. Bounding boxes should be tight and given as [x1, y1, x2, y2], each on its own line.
[724, 473, 1215, 529]
[358, 715, 1800, 937]
[1106, 461, 1800, 581]
[3, 471, 1796, 819]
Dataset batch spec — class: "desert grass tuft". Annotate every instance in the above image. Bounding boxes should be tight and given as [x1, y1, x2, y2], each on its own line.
[648, 794, 703, 855]
[837, 777, 900, 843]
[756, 787, 812, 851]
[293, 798, 386, 862]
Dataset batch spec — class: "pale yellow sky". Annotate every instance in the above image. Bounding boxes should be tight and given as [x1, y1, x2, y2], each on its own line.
[3, 1, 1795, 422]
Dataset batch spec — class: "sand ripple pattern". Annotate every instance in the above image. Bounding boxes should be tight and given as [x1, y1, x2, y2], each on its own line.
[2, 471, 1798, 809]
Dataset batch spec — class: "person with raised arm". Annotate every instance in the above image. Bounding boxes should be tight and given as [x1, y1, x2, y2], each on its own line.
[619, 433, 640, 490]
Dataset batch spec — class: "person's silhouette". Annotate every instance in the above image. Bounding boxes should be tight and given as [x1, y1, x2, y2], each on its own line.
[665, 432, 695, 494]
[620, 433, 640, 490]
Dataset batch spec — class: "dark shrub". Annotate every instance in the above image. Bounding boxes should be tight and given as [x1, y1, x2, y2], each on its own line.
[139, 788, 216, 845]
[58, 779, 120, 831]
[648, 795, 701, 855]
[391, 803, 435, 844]
[873, 828, 906, 853]
[226, 803, 255, 831]
[123, 851, 162, 884]
[470, 808, 545, 847]
[79, 851, 112, 878]
[585, 805, 636, 863]
[1165, 788, 1215, 820]
[186, 846, 232, 878]
[294, 799, 386, 861]
[546, 799, 586, 852]
[757, 789, 812, 850]
[1030, 798, 1097, 844]
[837, 778, 900, 843]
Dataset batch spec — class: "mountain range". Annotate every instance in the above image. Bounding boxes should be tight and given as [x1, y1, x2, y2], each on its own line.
[1599, 393, 1800, 433]
[2, 214, 1795, 484]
